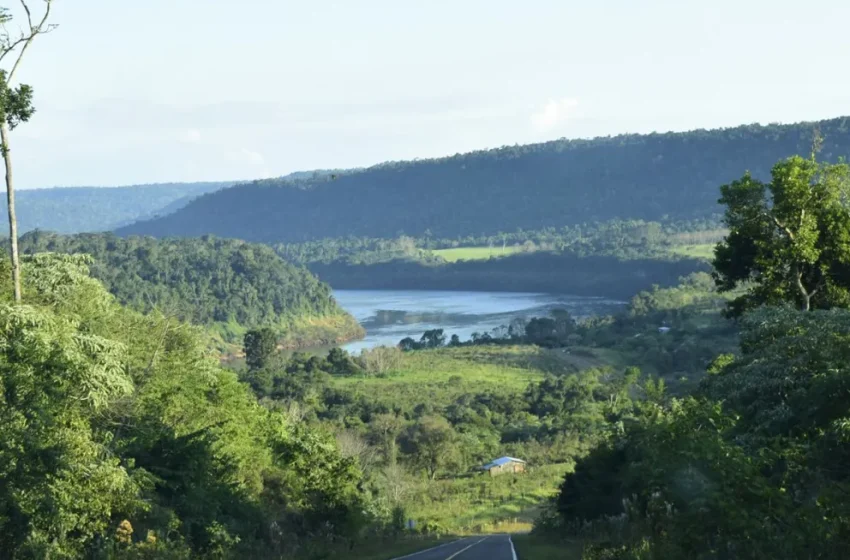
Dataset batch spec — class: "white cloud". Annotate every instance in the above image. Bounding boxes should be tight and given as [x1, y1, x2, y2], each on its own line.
[240, 148, 265, 165]
[180, 128, 202, 143]
[530, 98, 580, 132]
[226, 147, 266, 166]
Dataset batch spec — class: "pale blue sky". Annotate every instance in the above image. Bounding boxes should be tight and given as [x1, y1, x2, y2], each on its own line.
[10, 0, 850, 188]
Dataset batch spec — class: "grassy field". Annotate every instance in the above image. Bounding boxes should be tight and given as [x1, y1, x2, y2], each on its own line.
[405, 463, 573, 534]
[432, 245, 526, 262]
[668, 243, 715, 260]
[511, 534, 583, 560]
[331, 346, 575, 409]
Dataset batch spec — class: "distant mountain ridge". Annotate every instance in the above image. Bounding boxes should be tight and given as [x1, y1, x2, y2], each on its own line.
[115, 117, 850, 243]
[5, 169, 342, 235]
[6, 181, 233, 234]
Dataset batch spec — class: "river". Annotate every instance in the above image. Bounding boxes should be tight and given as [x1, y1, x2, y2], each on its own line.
[333, 289, 625, 353]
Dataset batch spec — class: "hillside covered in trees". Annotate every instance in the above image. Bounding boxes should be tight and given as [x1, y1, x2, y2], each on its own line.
[7, 170, 344, 235]
[0, 254, 372, 558]
[17, 232, 363, 348]
[117, 117, 850, 243]
[6, 181, 232, 234]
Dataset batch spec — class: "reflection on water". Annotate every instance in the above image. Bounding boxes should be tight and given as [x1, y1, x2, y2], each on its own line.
[334, 290, 625, 353]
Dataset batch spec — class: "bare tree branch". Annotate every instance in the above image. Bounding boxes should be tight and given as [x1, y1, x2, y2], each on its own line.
[19, 0, 32, 32]
[771, 215, 795, 241]
[7, 0, 54, 84]
[0, 34, 28, 65]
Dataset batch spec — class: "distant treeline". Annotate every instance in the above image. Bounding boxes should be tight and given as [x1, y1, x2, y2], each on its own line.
[5, 181, 233, 233]
[17, 231, 363, 346]
[274, 218, 724, 267]
[117, 117, 850, 242]
[4, 170, 346, 235]
[308, 252, 710, 299]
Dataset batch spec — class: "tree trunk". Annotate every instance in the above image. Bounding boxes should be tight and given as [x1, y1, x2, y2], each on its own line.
[1, 121, 21, 303]
[794, 267, 812, 312]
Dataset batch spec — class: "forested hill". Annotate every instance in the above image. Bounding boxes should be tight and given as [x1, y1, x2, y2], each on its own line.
[7, 170, 344, 235]
[6, 181, 233, 234]
[17, 231, 364, 348]
[116, 117, 850, 243]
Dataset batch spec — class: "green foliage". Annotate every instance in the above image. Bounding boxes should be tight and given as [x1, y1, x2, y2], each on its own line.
[553, 307, 850, 558]
[0, 253, 372, 558]
[118, 118, 850, 243]
[17, 231, 362, 346]
[0, 70, 35, 131]
[244, 327, 277, 371]
[405, 464, 573, 534]
[714, 155, 850, 315]
[402, 415, 460, 480]
[702, 306, 850, 440]
[274, 219, 725, 268]
[0, 294, 140, 556]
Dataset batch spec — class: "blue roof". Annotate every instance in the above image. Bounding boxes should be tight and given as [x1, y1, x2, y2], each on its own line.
[482, 456, 526, 469]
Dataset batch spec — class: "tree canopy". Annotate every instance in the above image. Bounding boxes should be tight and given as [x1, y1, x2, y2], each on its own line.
[0, 253, 370, 558]
[17, 231, 363, 346]
[713, 155, 850, 315]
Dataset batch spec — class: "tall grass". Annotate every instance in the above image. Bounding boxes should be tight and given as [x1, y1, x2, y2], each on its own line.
[432, 245, 526, 262]
[404, 464, 572, 534]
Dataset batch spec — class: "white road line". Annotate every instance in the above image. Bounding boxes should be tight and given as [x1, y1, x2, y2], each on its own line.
[389, 538, 468, 560]
[444, 536, 489, 560]
[508, 535, 518, 560]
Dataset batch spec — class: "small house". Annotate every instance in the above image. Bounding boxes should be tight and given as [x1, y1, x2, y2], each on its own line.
[481, 456, 526, 477]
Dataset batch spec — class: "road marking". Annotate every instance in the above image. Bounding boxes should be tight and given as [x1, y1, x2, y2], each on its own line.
[444, 536, 488, 560]
[508, 535, 518, 560]
[389, 538, 468, 560]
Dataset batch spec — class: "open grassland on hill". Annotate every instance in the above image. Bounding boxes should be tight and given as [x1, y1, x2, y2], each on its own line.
[405, 464, 573, 534]
[331, 346, 577, 409]
[668, 243, 716, 260]
[432, 245, 527, 262]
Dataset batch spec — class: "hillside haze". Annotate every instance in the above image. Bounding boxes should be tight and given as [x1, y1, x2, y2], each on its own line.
[6, 170, 344, 235]
[116, 117, 850, 243]
[6, 181, 232, 234]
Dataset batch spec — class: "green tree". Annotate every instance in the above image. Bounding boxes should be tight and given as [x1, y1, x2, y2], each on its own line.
[404, 415, 459, 480]
[243, 327, 277, 370]
[713, 155, 850, 315]
[419, 328, 446, 348]
[327, 347, 360, 376]
[0, 255, 140, 556]
[0, 1, 57, 302]
[369, 413, 405, 466]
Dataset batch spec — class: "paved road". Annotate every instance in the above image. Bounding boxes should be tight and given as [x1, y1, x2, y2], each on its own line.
[390, 535, 517, 560]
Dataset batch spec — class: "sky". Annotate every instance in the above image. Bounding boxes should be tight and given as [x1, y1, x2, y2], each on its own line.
[9, 0, 850, 188]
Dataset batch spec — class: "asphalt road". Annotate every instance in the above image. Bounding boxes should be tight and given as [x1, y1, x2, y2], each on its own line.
[390, 535, 517, 560]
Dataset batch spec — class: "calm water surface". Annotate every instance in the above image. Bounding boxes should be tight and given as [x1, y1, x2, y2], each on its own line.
[333, 290, 625, 353]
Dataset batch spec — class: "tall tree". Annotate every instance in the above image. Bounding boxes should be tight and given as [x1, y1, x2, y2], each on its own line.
[243, 327, 278, 371]
[404, 415, 458, 480]
[0, 1, 56, 302]
[713, 155, 850, 315]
